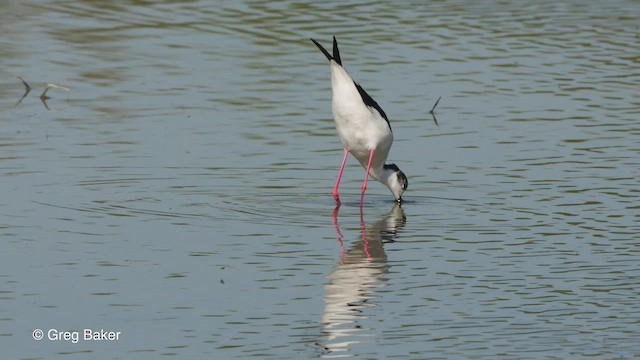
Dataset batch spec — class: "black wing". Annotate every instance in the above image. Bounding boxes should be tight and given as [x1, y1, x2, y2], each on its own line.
[310, 36, 342, 66]
[355, 82, 391, 131]
[311, 37, 390, 130]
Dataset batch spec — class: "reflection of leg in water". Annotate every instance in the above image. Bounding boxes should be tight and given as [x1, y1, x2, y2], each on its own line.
[322, 202, 406, 357]
[332, 205, 345, 258]
[359, 203, 370, 258]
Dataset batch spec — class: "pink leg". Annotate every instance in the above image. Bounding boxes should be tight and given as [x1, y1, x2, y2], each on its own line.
[360, 148, 376, 203]
[333, 148, 349, 204]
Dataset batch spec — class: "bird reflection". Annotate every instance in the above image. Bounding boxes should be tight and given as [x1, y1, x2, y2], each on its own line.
[320, 203, 406, 357]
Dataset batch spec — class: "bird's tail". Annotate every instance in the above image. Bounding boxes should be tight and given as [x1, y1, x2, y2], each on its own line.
[310, 36, 342, 66]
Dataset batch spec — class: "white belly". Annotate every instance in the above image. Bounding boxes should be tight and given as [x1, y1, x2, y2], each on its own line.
[329, 61, 393, 172]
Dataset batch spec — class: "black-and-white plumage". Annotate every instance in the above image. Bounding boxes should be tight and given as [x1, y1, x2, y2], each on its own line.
[311, 36, 408, 203]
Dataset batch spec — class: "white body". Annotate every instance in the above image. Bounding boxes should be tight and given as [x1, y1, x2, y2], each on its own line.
[330, 61, 392, 183]
[311, 36, 407, 202]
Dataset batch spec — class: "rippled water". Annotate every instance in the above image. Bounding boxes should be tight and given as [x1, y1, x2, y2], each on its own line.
[1, 0, 639, 359]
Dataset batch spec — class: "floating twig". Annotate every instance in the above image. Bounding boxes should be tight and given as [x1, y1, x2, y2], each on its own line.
[430, 96, 441, 114]
[429, 96, 441, 126]
[40, 83, 70, 111]
[40, 83, 70, 100]
[41, 97, 51, 111]
[15, 76, 32, 106]
[17, 76, 31, 92]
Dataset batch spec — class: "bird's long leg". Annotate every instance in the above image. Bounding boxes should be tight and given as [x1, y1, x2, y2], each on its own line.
[333, 148, 349, 205]
[360, 148, 376, 204]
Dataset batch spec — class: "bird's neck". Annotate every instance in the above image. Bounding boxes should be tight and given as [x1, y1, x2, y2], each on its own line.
[370, 164, 394, 185]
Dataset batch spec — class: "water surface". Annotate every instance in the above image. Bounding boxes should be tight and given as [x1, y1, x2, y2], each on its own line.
[1, 0, 639, 359]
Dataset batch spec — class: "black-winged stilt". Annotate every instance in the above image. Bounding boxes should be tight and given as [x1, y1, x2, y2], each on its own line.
[310, 36, 408, 205]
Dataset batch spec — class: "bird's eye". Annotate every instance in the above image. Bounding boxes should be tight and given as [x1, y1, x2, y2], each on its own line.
[398, 171, 408, 190]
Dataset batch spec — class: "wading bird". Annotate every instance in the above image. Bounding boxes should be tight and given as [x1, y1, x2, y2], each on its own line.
[310, 37, 408, 205]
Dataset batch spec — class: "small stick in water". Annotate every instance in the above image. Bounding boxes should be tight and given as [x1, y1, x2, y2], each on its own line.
[40, 83, 70, 100]
[17, 76, 31, 92]
[15, 76, 32, 106]
[429, 96, 441, 126]
[40, 83, 71, 111]
[430, 96, 441, 114]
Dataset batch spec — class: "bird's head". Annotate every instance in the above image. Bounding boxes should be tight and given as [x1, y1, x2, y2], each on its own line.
[382, 164, 408, 202]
